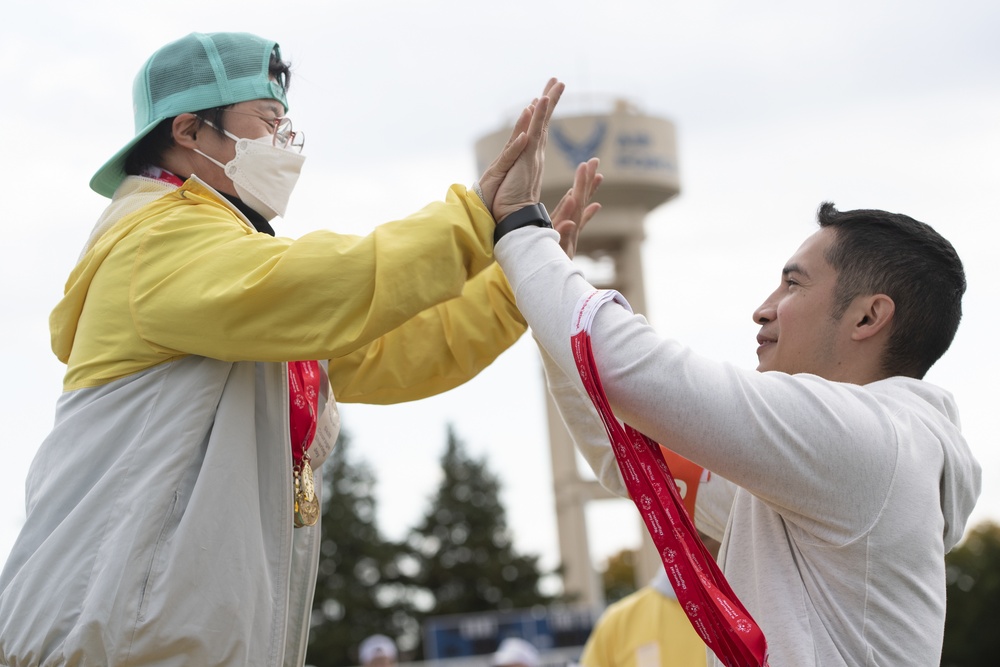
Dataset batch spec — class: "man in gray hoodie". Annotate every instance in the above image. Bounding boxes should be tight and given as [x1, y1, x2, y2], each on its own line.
[495, 201, 981, 666]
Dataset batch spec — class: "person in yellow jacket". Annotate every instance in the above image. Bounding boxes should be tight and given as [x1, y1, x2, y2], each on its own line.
[580, 569, 708, 667]
[0, 32, 601, 667]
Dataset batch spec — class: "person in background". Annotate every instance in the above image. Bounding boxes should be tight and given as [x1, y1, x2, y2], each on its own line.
[359, 634, 398, 667]
[579, 530, 723, 667]
[0, 31, 601, 667]
[495, 201, 980, 665]
[492, 637, 541, 667]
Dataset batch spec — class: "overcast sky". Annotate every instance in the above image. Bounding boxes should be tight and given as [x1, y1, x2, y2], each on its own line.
[3, 0, 998, 589]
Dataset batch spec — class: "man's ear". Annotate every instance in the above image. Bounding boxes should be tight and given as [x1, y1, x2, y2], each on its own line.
[852, 294, 895, 341]
[171, 113, 201, 148]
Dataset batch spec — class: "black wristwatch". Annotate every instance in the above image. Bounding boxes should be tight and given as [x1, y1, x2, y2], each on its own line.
[493, 203, 552, 245]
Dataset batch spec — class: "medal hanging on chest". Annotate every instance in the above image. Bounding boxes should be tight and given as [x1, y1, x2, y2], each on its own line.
[289, 361, 322, 528]
[294, 455, 320, 527]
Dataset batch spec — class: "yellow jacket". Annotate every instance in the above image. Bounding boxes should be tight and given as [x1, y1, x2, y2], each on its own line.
[0, 175, 526, 667]
[51, 176, 526, 397]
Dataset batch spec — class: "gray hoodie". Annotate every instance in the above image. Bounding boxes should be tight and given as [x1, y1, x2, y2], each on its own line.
[497, 227, 981, 667]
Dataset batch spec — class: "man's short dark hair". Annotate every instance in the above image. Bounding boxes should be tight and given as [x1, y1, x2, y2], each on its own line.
[124, 50, 292, 176]
[818, 202, 966, 379]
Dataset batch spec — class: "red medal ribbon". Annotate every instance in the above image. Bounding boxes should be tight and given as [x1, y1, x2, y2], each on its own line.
[140, 165, 186, 188]
[288, 360, 321, 467]
[570, 289, 768, 667]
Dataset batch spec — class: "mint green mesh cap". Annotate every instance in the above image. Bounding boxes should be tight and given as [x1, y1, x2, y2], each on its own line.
[90, 32, 289, 198]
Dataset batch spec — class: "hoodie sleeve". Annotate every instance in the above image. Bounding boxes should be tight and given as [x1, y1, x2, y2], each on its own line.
[539, 338, 738, 542]
[495, 226, 905, 545]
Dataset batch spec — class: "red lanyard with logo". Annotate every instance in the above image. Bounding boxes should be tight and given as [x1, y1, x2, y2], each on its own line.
[288, 360, 321, 527]
[143, 165, 322, 527]
[570, 290, 769, 667]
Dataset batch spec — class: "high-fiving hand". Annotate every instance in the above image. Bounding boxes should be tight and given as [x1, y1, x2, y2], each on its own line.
[550, 158, 602, 259]
[478, 78, 565, 223]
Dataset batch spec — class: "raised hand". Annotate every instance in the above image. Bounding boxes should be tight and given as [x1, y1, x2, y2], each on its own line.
[478, 78, 565, 222]
[551, 158, 602, 259]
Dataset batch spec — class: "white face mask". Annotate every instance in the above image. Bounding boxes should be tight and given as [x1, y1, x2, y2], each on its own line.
[195, 124, 306, 221]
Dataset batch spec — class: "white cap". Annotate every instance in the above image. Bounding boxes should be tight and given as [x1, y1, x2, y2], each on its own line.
[359, 634, 397, 664]
[492, 637, 540, 667]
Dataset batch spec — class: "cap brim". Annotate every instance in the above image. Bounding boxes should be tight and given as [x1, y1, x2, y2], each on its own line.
[90, 118, 165, 198]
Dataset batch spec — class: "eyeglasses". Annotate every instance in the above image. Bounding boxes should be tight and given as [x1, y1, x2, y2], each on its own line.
[221, 109, 305, 153]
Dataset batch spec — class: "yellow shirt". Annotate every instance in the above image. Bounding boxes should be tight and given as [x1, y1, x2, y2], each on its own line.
[580, 585, 706, 667]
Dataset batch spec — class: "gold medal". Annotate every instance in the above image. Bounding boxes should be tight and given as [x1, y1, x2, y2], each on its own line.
[293, 461, 319, 528]
[301, 457, 315, 501]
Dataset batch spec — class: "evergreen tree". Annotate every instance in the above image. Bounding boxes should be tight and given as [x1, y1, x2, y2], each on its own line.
[307, 430, 416, 667]
[601, 548, 638, 604]
[408, 425, 556, 632]
[941, 521, 1000, 666]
